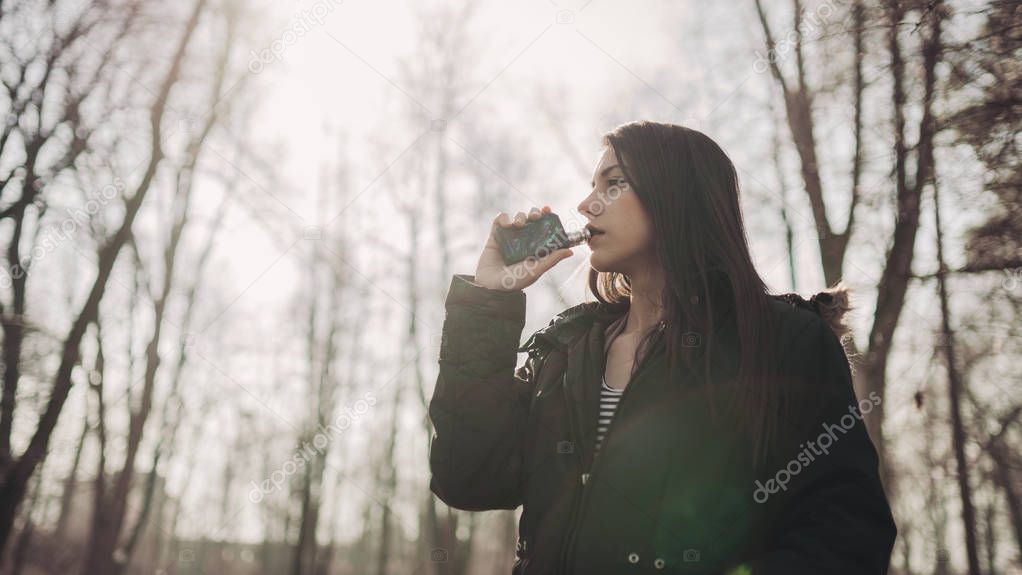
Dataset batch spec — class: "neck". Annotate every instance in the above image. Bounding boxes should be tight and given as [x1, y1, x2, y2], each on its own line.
[623, 261, 666, 335]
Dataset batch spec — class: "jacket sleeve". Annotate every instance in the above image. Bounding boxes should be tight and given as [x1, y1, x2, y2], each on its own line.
[428, 274, 538, 511]
[740, 316, 898, 575]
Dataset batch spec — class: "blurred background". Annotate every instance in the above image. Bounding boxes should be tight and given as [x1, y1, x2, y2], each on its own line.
[0, 0, 1018, 573]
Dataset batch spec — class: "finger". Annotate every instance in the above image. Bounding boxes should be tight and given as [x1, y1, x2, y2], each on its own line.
[526, 247, 573, 273]
[512, 211, 527, 226]
[494, 212, 511, 228]
[528, 206, 542, 220]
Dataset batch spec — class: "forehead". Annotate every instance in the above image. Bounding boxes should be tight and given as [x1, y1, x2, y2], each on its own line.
[591, 147, 622, 180]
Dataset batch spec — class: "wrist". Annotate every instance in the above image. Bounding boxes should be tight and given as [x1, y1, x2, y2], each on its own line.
[447, 274, 526, 320]
[470, 273, 520, 292]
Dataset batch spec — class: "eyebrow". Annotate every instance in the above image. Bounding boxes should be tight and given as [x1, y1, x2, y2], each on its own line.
[590, 164, 621, 187]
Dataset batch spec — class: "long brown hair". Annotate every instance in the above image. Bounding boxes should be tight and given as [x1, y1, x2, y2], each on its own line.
[589, 120, 782, 464]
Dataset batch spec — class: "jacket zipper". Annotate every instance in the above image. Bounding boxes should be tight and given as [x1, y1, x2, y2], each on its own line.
[520, 335, 559, 569]
[556, 371, 587, 574]
[557, 329, 664, 574]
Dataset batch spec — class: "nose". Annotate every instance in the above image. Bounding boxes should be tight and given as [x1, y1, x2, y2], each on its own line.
[576, 189, 598, 221]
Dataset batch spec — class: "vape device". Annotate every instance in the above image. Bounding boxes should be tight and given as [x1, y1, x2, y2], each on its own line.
[494, 213, 590, 265]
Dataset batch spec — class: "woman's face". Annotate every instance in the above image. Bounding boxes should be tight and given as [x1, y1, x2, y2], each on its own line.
[576, 146, 656, 275]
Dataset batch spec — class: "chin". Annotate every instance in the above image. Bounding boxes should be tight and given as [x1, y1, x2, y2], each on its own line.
[588, 251, 622, 274]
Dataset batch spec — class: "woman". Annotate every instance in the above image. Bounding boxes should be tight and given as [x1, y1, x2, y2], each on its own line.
[428, 121, 896, 574]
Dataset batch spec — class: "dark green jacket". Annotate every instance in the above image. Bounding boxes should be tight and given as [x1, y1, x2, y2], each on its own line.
[429, 274, 896, 574]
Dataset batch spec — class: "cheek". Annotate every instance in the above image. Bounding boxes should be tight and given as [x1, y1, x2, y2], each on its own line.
[614, 227, 654, 267]
[590, 201, 655, 270]
[618, 200, 655, 252]
[633, 213, 655, 245]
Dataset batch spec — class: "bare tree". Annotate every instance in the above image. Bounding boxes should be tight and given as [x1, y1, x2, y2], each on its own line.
[933, 172, 981, 573]
[53, 411, 89, 541]
[0, 0, 212, 553]
[986, 409, 1022, 562]
[751, 0, 863, 288]
[78, 6, 241, 572]
[0, 1, 143, 479]
[118, 187, 234, 571]
[752, 0, 947, 496]
[292, 162, 351, 575]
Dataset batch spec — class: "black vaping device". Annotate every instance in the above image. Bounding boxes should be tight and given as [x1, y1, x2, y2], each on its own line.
[494, 213, 590, 265]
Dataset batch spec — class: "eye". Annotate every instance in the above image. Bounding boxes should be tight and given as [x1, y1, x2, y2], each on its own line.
[608, 178, 627, 187]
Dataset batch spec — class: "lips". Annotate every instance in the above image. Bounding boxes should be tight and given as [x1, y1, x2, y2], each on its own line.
[586, 224, 605, 237]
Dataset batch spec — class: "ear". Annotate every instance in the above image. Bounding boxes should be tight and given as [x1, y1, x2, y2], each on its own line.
[810, 282, 852, 340]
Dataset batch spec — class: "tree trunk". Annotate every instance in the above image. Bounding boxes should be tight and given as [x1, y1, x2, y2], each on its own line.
[933, 167, 980, 573]
[989, 435, 1022, 562]
[54, 415, 89, 540]
[79, 8, 234, 572]
[0, 0, 207, 555]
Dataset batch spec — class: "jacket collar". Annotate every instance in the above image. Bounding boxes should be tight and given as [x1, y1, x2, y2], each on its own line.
[518, 300, 627, 355]
[518, 284, 851, 356]
[518, 274, 737, 355]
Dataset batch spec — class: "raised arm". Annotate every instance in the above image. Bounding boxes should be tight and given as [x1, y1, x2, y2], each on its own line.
[429, 207, 573, 510]
[428, 274, 539, 511]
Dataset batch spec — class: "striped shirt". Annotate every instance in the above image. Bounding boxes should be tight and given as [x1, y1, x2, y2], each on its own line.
[595, 310, 665, 455]
[595, 375, 624, 453]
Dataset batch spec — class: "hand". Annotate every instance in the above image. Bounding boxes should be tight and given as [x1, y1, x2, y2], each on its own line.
[473, 205, 575, 292]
